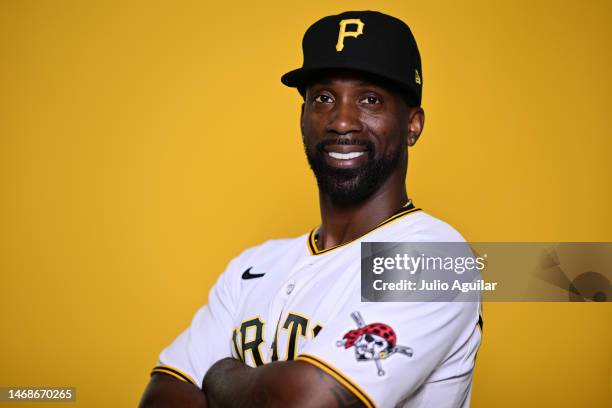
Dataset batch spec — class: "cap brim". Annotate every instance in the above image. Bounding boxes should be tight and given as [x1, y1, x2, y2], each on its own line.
[280, 67, 311, 92]
[281, 65, 391, 96]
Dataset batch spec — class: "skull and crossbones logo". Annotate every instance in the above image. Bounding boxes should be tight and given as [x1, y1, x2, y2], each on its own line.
[336, 311, 413, 376]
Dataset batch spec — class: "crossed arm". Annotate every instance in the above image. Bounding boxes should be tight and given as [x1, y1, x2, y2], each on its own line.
[139, 358, 365, 408]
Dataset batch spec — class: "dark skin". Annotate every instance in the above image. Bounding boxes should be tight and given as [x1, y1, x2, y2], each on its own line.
[301, 71, 424, 250]
[138, 71, 425, 407]
[139, 373, 208, 407]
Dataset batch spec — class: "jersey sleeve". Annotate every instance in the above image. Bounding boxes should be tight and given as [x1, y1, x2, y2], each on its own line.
[297, 300, 481, 408]
[151, 254, 244, 389]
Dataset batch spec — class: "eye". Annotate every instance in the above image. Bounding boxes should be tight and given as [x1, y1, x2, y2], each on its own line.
[375, 341, 383, 346]
[314, 94, 333, 103]
[360, 95, 382, 105]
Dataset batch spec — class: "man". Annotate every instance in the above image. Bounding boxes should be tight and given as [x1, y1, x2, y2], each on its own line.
[139, 10, 481, 408]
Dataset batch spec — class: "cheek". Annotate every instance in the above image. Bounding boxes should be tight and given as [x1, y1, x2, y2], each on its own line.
[300, 117, 315, 143]
[366, 116, 403, 145]
[302, 112, 324, 137]
[371, 128, 405, 157]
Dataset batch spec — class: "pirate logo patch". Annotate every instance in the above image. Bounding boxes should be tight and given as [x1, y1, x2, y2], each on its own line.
[336, 311, 413, 376]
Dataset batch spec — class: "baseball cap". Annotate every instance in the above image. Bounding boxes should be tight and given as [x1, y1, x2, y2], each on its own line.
[281, 10, 423, 106]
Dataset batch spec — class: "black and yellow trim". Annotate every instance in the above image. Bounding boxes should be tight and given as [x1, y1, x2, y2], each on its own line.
[307, 202, 422, 256]
[150, 364, 196, 385]
[297, 354, 376, 408]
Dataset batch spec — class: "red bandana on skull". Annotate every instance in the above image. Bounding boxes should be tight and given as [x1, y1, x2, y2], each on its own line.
[342, 322, 397, 349]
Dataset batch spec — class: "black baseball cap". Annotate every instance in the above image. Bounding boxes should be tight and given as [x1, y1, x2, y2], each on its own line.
[281, 10, 423, 106]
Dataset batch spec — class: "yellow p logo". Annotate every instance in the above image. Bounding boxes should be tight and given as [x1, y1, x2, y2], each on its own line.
[336, 19, 365, 52]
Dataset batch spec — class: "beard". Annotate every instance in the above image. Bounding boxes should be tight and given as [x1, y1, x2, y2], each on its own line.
[304, 137, 405, 207]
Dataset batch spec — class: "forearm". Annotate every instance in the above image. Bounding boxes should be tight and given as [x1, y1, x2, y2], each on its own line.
[203, 358, 267, 407]
[204, 358, 309, 408]
[202, 357, 365, 408]
[139, 372, 208, 408]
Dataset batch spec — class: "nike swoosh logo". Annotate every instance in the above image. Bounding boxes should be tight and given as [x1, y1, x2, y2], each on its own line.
[242, 267, 265, 280]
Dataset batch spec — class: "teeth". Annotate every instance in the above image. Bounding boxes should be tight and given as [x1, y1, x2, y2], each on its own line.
[328, 151, 365, 160]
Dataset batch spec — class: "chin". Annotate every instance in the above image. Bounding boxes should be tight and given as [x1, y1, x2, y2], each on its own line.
[305, 142, 403, 206]
[317, 172, 379, 207]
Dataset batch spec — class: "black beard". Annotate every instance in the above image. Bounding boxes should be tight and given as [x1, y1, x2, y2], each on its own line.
[304, 138, 404, 207]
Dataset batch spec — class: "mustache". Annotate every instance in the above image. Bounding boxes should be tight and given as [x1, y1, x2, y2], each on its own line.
[315, 137, 374, 152]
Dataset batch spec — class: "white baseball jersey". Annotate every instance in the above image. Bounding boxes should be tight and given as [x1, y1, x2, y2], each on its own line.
[152, 204, 482, 408]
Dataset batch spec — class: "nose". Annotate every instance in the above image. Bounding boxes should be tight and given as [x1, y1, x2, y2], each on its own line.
[326, 99, 363, 135]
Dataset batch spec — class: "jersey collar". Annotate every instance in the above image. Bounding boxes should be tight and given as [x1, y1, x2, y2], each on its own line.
[307, 202, 421, 256]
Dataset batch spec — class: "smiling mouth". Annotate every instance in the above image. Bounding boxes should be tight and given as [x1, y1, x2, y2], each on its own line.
[327, 151, 366, 160]
[316, 139, 372, 169]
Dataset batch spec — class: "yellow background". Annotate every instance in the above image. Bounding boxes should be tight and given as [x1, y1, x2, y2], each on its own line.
[1, 0, 610, 407]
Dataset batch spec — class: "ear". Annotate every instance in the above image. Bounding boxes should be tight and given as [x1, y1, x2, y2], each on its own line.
[300, 102, 306, 140]
[406, 107, 425, 147]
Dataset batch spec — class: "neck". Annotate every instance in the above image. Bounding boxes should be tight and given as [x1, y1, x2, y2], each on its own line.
[316, 172, 408, 250]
